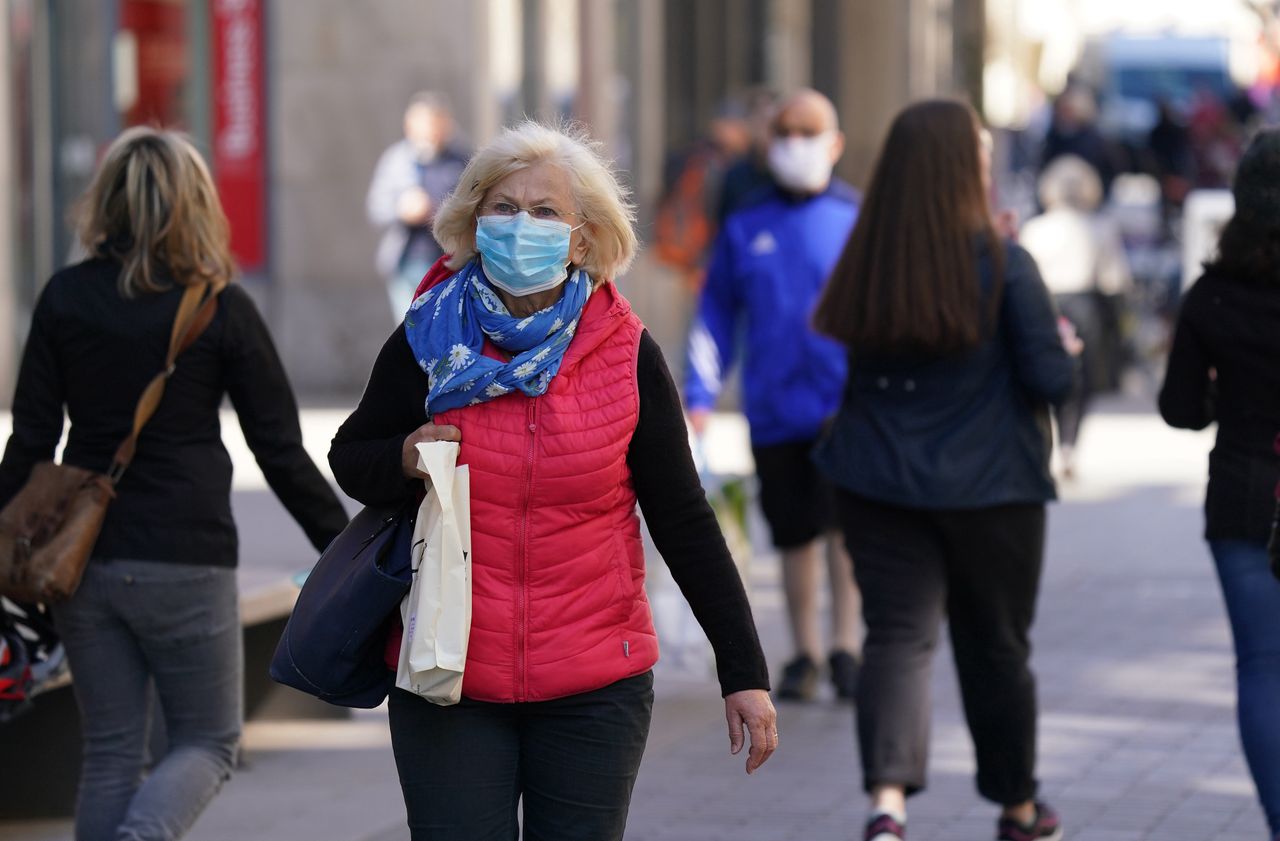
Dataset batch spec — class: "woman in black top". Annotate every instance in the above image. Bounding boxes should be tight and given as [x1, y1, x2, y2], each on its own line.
[330, 121, 773, 841]
[0, 128, 347, 841]
[1159, 129, 1280, 841]
[811, 100, 1075, 841]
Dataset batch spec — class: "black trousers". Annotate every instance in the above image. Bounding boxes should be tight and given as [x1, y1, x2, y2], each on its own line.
[1054, 292, 1104, 448]
[387, 671, 654, 841]
[836, 492, 1045, 805]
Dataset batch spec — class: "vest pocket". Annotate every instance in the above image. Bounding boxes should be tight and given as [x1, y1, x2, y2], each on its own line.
[608, 529, 638, 620]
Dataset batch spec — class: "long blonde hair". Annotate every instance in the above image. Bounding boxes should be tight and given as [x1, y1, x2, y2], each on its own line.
[77, 127, 236, 297]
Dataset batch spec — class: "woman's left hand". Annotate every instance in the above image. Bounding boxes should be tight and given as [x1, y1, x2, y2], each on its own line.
[724, 689, 778, 775]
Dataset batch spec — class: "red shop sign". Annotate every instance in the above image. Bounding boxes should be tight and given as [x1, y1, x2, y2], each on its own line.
[211, 0, 265, 273]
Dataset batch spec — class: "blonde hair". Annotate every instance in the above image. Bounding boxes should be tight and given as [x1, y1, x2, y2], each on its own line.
[433, 120, 638, 282]
[1038, 154, 1103, 212]
[77, 126, 235, 297]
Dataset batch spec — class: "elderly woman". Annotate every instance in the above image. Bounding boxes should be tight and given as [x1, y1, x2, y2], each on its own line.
[1020, 154, 1131, 478]
[329, 121, 776, 840]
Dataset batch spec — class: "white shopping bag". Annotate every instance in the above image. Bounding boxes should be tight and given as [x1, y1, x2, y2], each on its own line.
[396, 441, 472, 705]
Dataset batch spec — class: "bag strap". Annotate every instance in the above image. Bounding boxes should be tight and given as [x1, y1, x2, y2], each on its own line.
[106, 281, 224, 483]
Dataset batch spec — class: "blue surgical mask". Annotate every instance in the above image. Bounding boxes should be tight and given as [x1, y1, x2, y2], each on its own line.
[475, 212, 581, 296]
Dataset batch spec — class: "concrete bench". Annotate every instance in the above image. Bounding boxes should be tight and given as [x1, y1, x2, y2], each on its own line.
[0, 573, 341, 820]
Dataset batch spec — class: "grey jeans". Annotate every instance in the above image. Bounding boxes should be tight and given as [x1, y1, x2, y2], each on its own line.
[53, 560, 242, 841]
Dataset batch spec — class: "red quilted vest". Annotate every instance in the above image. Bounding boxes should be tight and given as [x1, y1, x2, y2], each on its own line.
[409, 261, 659, 702]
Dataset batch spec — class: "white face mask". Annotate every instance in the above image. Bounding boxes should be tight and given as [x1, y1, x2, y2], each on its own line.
[767, 132, 837, 193]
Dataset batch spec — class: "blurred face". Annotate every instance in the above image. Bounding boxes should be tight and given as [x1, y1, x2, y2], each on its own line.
[710, 117, 751, 156]
[767, 93, 845, 193]
[479, 161, 589, 266]
[404, 104, 447, 155]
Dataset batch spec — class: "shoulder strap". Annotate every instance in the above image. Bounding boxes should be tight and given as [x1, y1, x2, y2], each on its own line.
[107, 281, 224, 483]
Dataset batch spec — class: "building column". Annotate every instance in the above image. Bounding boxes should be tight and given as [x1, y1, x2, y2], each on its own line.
[575, 0, 618, 149]
[520, 0, 548, 118]
[768, 0, 812, 92]
[953, 0, 986, 114]
[827, 0, 956, 187]
[0, 4, 14, 402]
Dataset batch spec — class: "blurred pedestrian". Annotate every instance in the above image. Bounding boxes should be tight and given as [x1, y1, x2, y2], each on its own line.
[813, 99, 1075, 841]
[1188, 91, 1243, 191]
[1147, 98, 1194, 218]
[1159, 129, 1280, 840]
[654, 101, 753, 291]
[331, 121, 776, 841]
[367, 91, 468, 321]
[1040, 84, 1117, 196]
[684, 88, 863, 703]
[717, 88, 780, 222]
[1021, 154, 1132, 478]
[0, 127, 348, 841]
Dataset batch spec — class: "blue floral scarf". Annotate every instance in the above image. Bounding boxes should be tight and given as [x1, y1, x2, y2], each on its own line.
[404, 259, 591, 417]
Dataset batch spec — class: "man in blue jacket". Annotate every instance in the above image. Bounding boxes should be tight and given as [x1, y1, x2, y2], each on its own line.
[685, 88, 862, 702]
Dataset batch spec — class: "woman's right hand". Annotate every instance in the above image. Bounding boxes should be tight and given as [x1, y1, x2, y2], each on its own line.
[401, 423, 461, 479]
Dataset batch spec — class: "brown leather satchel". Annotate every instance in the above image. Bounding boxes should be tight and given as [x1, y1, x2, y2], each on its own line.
[0, 281, 222, 603]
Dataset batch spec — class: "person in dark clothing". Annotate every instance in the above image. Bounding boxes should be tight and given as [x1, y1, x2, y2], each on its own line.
[0, 128, 348, 841]
[717, 89, 780, 222]
[1147, 98, 1195, 217]
[331, 121, 775, 841]
[812, 100, 1076, 841]
[1159, 129, 1280, 840]
[1040, 85, 1117, 196]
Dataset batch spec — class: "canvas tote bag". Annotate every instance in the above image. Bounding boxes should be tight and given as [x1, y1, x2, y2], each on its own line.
[395, 440, 472, 705]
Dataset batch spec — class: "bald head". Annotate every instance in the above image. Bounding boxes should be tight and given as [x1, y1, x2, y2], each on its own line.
[773, 88, 839, 136]
[766, 88, 845, 194]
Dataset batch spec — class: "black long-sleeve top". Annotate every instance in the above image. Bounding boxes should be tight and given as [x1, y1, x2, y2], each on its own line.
[1159, 271, 1280, 542]
[329, 326, 770, 696]
[0, 257, 349, 567]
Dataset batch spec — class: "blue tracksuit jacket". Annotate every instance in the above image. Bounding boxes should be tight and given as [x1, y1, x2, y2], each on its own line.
[685, 180, 859, 446]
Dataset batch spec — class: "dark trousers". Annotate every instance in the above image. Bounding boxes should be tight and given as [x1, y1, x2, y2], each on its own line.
[1054, 292, 1103, 448]
[388, 671, 654, 841]
[836, 492, 1045, 805]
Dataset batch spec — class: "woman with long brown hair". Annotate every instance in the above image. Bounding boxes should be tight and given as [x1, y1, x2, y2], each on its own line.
[812, 100, 1075, 841]
[0, 127, 347, 840]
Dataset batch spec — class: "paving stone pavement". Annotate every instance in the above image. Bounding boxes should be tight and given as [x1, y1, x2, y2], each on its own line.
[1, 399, 1269, 841]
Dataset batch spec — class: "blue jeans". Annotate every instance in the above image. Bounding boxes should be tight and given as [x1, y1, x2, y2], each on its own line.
[1210, 539, 1280, 837]
[53, 560, 242, 841]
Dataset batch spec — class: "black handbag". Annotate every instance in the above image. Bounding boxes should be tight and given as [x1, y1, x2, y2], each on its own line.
[269, 501, 416, 708]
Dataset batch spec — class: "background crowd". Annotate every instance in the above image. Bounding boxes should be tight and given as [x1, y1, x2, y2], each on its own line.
[2, 2, 1280, 841]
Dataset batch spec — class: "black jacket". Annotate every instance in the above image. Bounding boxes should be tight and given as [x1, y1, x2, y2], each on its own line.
[0, 258, 348, 567]
[815, 241, 1076, 509]
[1159, 271, 1280, 542]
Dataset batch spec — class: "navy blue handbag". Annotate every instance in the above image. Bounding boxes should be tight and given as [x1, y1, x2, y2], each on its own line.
[269, 501, 416, 708]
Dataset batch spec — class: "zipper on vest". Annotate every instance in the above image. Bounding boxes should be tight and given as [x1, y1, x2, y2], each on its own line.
[516, 398, 539, 701]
